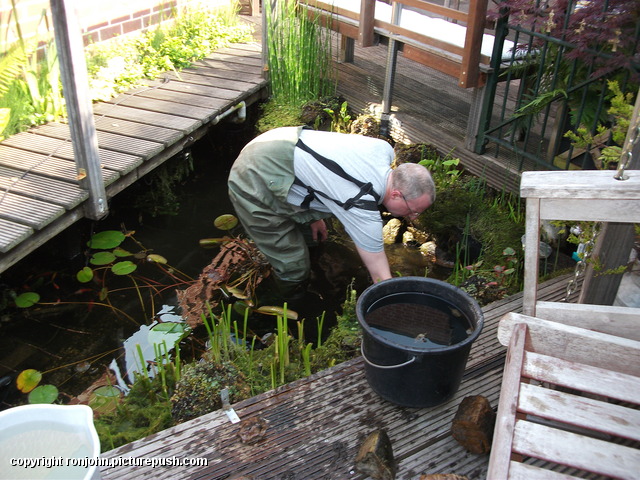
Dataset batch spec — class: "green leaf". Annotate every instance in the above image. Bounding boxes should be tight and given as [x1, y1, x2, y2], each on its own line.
[111, 260, 137, 275]
[503, 247, 516, 256]
[28, 384, 59, 404]
[99, 287, 109, 301]
[76, 267, 94, 283]
[89, 385, 121, 414]
[87, 230, 126, 249]
[151, 322, 184, 334]
[113, 247, 132, 257]
[253, 305, 299, 320]
[146, 254, 167, 264]
[90, 251, 116, 265]
[199, 238, 230, 248]
[15, 292, 40, 308]
[233, 301, 252, 316]
[214, 214, 238, 231]
[17, 369, 42, 393]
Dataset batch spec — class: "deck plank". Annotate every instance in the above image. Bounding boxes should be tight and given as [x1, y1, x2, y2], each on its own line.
[105, 95, 216, 122]
[0, 165, 88, 207]
[0, 218, 33, 253]
[91, 103, 202, 133]
[92, 116, 184, 147]
[142, 78, 245, 101]
[0, 145, 120, 185]
[0, 132, 143, 176]
[31, 122, 166, 159]
[0, 191, 66, 230]
[128, 86, 231, 111]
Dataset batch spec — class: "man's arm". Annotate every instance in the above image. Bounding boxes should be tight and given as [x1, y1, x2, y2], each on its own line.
[355, 246, 392, 283]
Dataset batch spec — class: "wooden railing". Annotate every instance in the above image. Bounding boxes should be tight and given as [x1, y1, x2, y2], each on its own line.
[300, 0, 490, 88]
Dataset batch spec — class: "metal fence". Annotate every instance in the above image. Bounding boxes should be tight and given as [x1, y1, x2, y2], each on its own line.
[475, 0, 640, 171]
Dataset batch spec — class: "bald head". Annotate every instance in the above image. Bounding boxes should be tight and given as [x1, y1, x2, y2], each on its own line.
[391, 163, 436, 204]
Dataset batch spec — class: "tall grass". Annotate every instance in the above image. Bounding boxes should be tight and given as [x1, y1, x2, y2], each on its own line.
[265, 0, 336, 105]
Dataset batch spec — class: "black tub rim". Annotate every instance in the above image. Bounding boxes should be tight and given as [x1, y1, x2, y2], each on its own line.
[356, 276, 484, 356]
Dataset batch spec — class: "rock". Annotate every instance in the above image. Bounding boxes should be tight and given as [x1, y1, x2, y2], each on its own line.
[237, 417, 269, 445]
[355, 429, 397, 480]
[419, 241, 437, 263]
[450, 395, 496, 454]
[402, 230, 415, 245]
[383, 218, 402, 244]
[407, 225, 429, 244]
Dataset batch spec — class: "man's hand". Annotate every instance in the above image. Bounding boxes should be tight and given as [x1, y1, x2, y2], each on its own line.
[310, 219, 328, 243]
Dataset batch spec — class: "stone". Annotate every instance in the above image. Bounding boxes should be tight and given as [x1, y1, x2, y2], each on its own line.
[355, 429, 397, 480]
[450, 395, 496, 454]
[383, 218, 402, 244]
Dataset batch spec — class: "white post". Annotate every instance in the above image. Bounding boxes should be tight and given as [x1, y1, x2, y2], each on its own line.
[50, 0, 108, 220]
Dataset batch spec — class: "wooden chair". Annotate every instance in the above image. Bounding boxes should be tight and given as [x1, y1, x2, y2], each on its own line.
[488, 170, 640, 478]
[489, 313, 640, 479]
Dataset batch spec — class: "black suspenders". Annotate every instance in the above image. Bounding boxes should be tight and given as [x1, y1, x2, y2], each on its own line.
[293, 138, 381, 211]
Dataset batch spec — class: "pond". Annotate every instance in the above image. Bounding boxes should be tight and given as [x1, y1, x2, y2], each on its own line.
[0, 109, 440, 409]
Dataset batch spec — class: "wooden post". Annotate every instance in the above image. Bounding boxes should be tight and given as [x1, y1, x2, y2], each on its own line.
[579, 89, 640, 305]
[359, 0, 375, 47]
[50, 0, 107, 220]
[459, 0, 488, 88]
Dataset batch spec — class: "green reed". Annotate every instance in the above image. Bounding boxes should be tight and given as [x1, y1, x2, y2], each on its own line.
[265, 0, 336, 106]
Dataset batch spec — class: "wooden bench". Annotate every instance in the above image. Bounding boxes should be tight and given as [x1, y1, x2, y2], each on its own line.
[488, 169, 640, 478]
[489, 312, 640, 479]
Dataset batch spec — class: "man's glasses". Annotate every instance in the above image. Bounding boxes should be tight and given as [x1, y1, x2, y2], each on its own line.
[400, 193, 419, 219]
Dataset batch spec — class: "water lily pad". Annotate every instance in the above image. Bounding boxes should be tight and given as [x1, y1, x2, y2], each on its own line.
[233, 301, 252, 316]
[76, 266, 94, 283]
[99, 287, 109, 301]
[28, 384, 59, 404]
[111, 260, 137, 275]
[199, 238, 230, 248]
[147, 254, 167, 264]
[214, 214, 238, 231]
[90, 251, 116, 265]
[151, 322, 185, 334]
[113, 247, 132, 257]
[148, 322, 188, 349]
[17, 369, 41, 393]
[87, 230, 126, 249]
[15, 292, 40, 308]
[253, 306, 299, 320]
[89, 385, 121, 414]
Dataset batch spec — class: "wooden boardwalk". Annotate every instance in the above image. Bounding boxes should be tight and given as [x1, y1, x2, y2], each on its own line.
[0, 41, 268, 273]
[99, 275, 579, 480]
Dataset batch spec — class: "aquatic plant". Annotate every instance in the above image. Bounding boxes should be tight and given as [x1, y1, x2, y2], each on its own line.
[170, 360, 250, 424]
[265, 0, 336, 106]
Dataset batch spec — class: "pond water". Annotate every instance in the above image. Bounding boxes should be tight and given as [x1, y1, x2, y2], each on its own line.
[0, 111, 439, 409]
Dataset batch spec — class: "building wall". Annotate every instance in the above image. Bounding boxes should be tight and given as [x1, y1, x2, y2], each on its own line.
[1, 0, 232, 50]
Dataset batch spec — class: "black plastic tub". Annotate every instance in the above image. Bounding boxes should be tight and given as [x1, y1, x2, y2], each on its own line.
[356, 277, 484, 408]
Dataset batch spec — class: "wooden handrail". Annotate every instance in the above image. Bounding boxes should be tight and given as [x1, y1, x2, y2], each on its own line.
[300, 0, 491, 88]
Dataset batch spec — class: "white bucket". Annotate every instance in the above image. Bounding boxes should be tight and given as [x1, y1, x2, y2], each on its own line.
[0, 404, 101, 480]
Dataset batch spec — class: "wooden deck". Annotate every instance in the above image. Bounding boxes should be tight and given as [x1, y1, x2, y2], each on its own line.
[0, 41, 268, 273]
[98, 275, 579, 480]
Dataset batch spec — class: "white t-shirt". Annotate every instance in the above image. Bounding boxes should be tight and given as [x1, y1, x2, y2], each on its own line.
[286, 130, 394, 253]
